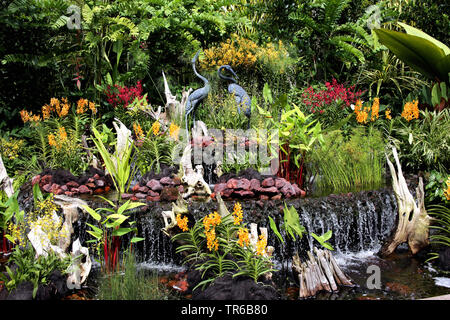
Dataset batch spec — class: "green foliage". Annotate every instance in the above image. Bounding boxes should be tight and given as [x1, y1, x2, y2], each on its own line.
[374, 22, 450, 83]
[83, 198, 146, 272]
[269, 204, 334, 251]
[135, 135, 176, 175]
[286, 0, 375, 81]
[311, 127, 385, 193]
[91, 126, 136, 200]
[427, 204, 450, 263]
[310, 230, 334, 251]
[358, 51, 428, 101]
[96, 250, 169, 300]
[389, 109, 450, 172]
[425, 171, 449, 205]
[0, 245, 71, 299]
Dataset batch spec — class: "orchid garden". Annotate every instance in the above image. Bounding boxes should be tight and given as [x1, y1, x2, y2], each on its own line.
[0, 0, 449, 302]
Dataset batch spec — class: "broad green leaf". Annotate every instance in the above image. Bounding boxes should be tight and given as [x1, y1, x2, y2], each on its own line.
[82, 205, 101, 221]
[374, 28, 449, 82]
[268, 216, 284, 244]
[130, 237, 145, 243]
[398, 22, 450, 55]
[112, 227, 133, 237]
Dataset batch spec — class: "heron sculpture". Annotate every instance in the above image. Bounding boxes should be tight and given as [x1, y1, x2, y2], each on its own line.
[218, 65, 251, 125]
[185, 50, 210, 133]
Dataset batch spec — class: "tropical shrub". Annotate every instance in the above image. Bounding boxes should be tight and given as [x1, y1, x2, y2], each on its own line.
[425, 172, 450, 205]
[255, 85, 324, 188]
[83, 199, 146, 273]
[0, 245, 71, 299]
[388, 108, 450, 172]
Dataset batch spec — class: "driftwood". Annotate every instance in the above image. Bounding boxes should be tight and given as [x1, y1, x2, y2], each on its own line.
[161, 195, 189, 236]
[163, 71, 192, 121]
[379, 147, 430, 257]
[0, 154, 14, 198]
[180, 143, 211, 199]
[293, 247, 355, 299]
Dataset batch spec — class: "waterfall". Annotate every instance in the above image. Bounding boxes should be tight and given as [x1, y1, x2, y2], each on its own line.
[129, 187, 398, 272]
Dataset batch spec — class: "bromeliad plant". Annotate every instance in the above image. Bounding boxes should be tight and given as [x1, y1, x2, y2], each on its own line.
[83, 198, 145, 274]
[171, 202, 276, 290]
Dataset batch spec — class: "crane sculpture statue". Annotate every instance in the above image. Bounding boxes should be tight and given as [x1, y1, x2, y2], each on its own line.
[185, 50, 210, 133]
[218, 65, 251, 126]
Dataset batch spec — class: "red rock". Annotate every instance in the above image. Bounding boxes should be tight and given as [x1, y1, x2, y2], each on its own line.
[66, 181, 79, 188]
[271, 194, 282, 200]
[249, 179, 260, 191]
[235, 178, 251, 190]
[262, 178, 275, 187]
[146, 195, 161, 202]
[86, 183, 96, 189]
[221, 188, 234, 198]
[226, 178, 239, 189]
[147, 190, 159, 197]
[160, 187, 179, 202]
[94, 188, 104, 195]
[138, 186, 149, 193]
[42, 183, 52, 193]
[131, 196, 138, 201]
[214, 183, 227, 194]
[121, 193, 134, 200]
[260, 195, 270, 200]
[135, 193, 147, 200]
[31, 175, 41, 186]
[104, 186, 111, 193]
[64, 191, 74, 197]
[78, 185, 91, 194]
[132, 184, 141, 193]
[233, 190, 255, 197]
[50, 184, 61, 194]
[292, 183, 303, 197]
[40, 175, 52, 186]
[93, 174, 101, 180]
[280, 183, 296, 198]
[299, 189, 306, 198]
[275, 178, 287, 189]
[87, 178, 94, 183]
[60, 185, 68, 192]
[160, 177, 173, 185]
[95, 179, 105, 187]
[146, 179, 163, 191]
[71, 188, 79, 194]
[256, 186, 278, 194]
[177, 185, 184, 193]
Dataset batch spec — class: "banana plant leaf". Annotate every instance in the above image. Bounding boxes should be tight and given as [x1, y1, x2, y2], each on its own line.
[374, 27, 450, 82]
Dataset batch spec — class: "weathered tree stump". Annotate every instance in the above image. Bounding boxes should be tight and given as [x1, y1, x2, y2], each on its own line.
[379, 147, 430, 257]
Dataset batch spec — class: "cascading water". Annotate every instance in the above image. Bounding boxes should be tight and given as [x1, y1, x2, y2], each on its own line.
[132, 188, 399, 274]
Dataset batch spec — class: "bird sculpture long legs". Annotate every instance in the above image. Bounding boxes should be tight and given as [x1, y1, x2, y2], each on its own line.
[185, 50, 211, 136]
[218, 65, 251, 128]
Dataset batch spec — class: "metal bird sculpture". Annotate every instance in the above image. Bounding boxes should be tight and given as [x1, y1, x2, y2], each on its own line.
[218, 65, 251, 124]
[185, 50, 210, 133]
